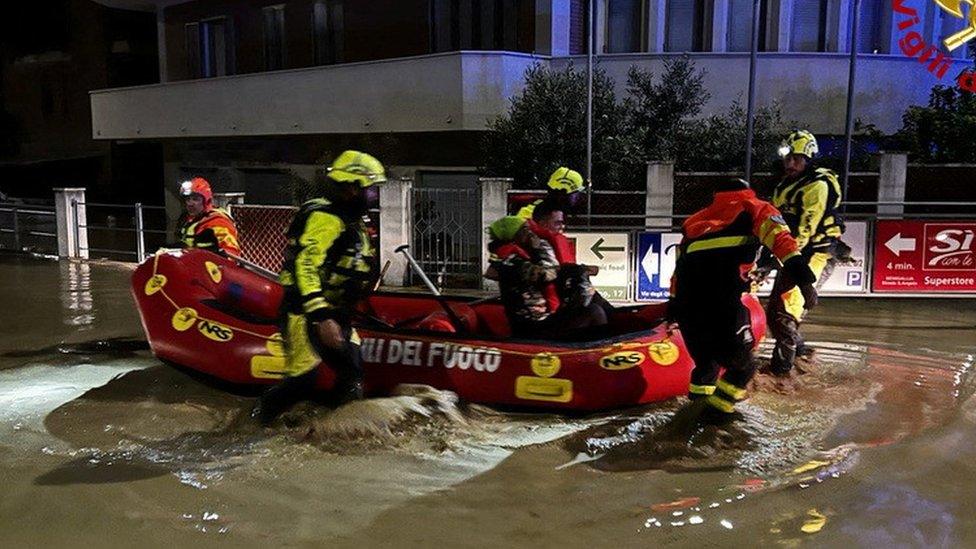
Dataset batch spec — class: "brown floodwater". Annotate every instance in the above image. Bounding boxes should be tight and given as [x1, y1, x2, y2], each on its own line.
[1, 254, 974, 547]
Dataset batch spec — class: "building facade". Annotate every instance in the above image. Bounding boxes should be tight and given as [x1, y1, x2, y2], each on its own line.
[1, 0, 159, 202]
[88, 0, 972, 214]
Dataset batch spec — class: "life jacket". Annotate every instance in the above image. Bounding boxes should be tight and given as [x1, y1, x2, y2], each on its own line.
[279, 198, 375, 320]
[771, 166, 844, 253]
[526, 219, 576, 264]
[491, 240, 561, 313]
[177, 208, 240, 255]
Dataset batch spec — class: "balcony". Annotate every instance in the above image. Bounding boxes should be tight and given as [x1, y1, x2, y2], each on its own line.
[90, 51, 546, 139]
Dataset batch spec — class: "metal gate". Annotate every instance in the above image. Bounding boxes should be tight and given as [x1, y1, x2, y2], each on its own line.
[412, 173, 482, 289]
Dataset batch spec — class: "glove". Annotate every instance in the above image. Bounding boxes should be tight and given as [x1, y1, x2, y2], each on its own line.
[782, 255, 817, 286]
[799, 283, 818, 310]
[750, 250, 777, 284]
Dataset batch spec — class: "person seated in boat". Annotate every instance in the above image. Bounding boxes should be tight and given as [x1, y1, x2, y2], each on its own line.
[529, 201, 615, 316]
[516, 167, 586, 221]
[251, 151, 385, 424]
[486, 216, 606, 340]
[668, 178, 817, 419]
[175, 177, 240, 255]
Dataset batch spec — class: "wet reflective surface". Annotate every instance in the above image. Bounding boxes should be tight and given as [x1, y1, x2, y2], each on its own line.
[1, 255, 974, 547]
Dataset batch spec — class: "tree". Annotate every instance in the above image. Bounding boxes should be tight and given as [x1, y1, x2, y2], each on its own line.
[675, 101, 790, 172]
[621, 58, 709, 170]
[482, 64, 625, 188]
[896, 85, 976, 162]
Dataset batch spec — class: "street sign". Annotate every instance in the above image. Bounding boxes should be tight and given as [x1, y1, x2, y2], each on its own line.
[565, 232, 631, 301]
[872, 220, 976, 292]
[635, 232, 682, 301]
[756, 221, 869, 294]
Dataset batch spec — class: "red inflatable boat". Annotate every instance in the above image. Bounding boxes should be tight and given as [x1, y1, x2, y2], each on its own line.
[131, 248, 766, 411]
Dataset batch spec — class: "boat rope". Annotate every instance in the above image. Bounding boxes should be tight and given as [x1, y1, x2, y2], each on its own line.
[148, 252, 672, 358]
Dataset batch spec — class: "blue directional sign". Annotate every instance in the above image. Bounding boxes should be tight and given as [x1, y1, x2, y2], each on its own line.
[635, 232, 682, 302]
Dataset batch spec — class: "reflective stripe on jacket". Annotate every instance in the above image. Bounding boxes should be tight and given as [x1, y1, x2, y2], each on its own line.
[177, 208, 240, 255]
[279, 198, 375, 322]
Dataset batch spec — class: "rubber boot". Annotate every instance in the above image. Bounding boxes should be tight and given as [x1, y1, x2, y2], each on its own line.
[250, 368, 318, 425]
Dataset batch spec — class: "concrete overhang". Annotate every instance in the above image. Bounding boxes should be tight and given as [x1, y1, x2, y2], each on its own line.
[90, 51, 545, 139]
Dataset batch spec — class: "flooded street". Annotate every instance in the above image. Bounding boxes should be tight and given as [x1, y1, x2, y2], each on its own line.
[1, 255, 974, 547]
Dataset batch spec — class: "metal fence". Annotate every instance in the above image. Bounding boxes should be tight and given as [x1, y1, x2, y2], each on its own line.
[0, 202, 58, 254]
[229, 204, 296, 272]
[73, 200, 169, 262]
[412, 186, 482, 288]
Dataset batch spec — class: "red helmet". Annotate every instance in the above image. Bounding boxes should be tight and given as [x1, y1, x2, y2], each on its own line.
[180, 177, 213, 208]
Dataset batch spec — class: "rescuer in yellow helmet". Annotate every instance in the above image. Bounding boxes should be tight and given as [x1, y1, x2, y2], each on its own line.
[516, 167, 586, 220]
[252, 150, 386, 424]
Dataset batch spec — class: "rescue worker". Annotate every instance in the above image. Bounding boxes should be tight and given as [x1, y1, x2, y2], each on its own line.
[764, 130, 845, 375]
[251, 151, 385, 424]
[669, 178, 817, 417]
[516, 167, 586, 221]
[487, 216, 605, 339]
[175, 177, 240, 255]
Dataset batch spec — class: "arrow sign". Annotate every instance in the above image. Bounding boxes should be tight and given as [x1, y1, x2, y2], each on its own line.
[641, 242, 660, 279]
[885, 232, 916, 256]
[590, 237, 625, 260]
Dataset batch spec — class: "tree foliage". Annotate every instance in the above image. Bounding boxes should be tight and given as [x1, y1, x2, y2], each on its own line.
[482, 57, 793, 189]
[482, 64, 624, 187]
[896, 85, 976, 162]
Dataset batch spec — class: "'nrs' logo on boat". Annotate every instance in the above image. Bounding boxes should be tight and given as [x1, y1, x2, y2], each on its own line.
[198, 319, 234, 342]
[599, 351, 645, 370]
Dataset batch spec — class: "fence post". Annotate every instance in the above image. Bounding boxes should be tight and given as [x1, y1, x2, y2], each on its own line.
[134, 203, 145, 262]
[213, 192, 246, 210]
[645, 161, 674, 229]
[479, 177, 512, 291]
[378, 177, 413, 287]
[11, 207, 20, 250]
[54, 188, 88, 259]
[877, 152, 907, 217]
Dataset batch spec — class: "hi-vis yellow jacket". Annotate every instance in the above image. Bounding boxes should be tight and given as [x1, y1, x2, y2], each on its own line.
[278, 198, 374, 322]
[771, 167, 844, 253]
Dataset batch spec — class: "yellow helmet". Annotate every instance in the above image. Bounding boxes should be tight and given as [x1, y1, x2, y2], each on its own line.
[778, 130, 819, 159]
[546, 167, 585, 193]
[326, 150, 387, 187]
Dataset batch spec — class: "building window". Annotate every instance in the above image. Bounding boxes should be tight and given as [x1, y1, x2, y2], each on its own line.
[314, 1, 344, 64]
[185, 17, 234, 78]
[856, 0, 885, 53]
[791, 0, 829, 52]
[430, 0, 530, 53]
[665, 0, 706, 52]
[727, 0, 768, 51]
[263, 5, 286, 70]
[604, 0, 645, 53]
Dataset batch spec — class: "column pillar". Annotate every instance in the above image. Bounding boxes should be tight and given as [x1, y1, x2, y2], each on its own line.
[479, 177, 512, 290]
[379, 178, 413, 287]
[537, 0, 571, 56]
[877, 152, 907, 217]
[711, 0, 730, 52]
[645, 161, 674, 229]
[54, 188, 88, 259]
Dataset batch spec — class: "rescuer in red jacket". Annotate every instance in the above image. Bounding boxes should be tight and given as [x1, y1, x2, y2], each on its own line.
[175, 177, 240, 256]
[669, 179, 817, 417]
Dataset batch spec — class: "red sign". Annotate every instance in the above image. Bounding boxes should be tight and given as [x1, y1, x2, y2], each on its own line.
[873, 220, 976, 293]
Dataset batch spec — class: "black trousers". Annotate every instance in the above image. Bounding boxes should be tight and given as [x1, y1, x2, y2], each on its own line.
[678, 299, 757, 409]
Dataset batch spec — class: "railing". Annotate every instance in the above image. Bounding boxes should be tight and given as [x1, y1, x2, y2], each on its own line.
[72, 200, 169, 262]
[0, 202, 58, 254]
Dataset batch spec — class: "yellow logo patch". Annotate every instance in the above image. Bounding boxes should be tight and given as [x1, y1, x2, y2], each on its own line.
[515, 376, 573, 403]
[197, 319, 234, 342]
[205, 261, 222, 284]
[530, 352, 561, 378]
[144, 274, 167, 296]
[648, 340, 680, 366]
[266, 333, 285, 356]
[599, 350, 645, 370]
[171, 307, 198, 332]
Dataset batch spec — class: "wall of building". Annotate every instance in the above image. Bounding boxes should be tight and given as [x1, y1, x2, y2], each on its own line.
[552, 52, 973, 134]
[0, 0, 160, 200]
